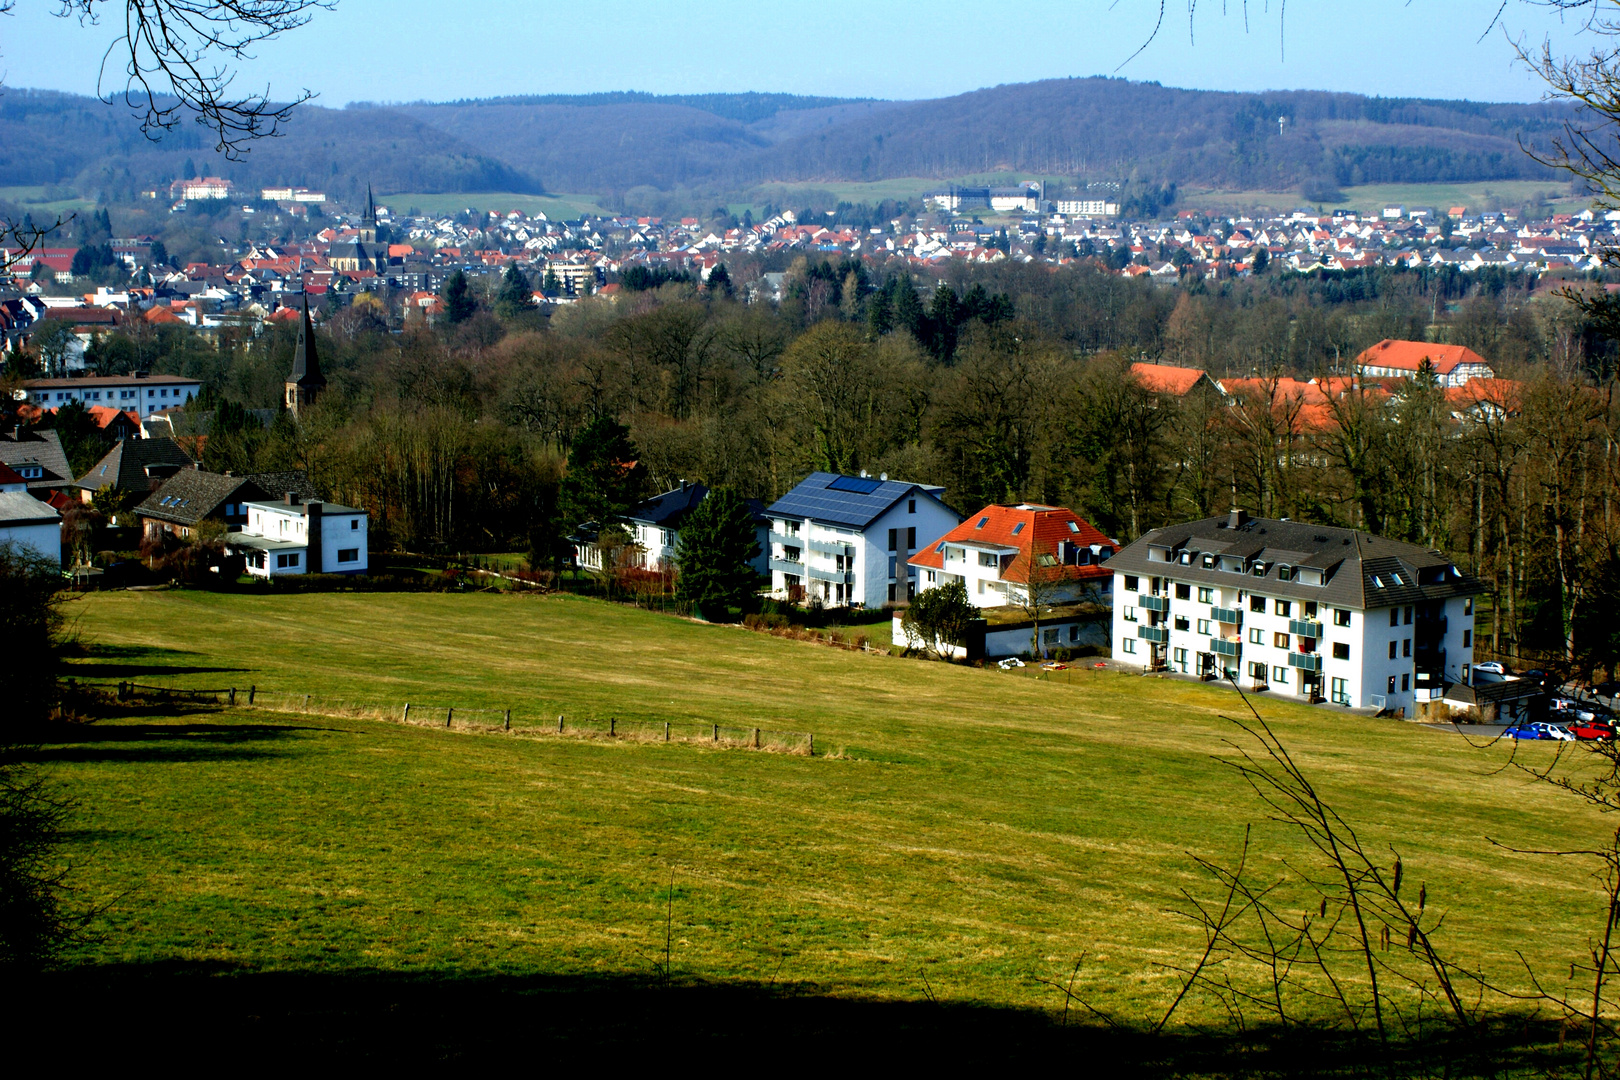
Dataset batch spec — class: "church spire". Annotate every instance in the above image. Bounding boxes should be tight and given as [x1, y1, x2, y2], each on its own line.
[285, 294, 326, 415]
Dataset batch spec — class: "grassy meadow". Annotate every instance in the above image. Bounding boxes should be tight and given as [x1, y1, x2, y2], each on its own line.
[39, 588, 1609, 1038]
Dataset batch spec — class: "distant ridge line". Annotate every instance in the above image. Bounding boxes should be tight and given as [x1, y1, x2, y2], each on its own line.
[351, 91, 882, 124]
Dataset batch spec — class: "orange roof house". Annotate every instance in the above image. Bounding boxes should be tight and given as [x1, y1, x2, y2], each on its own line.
[1353, 339, 1495, 387]
[909, 503, 1117, 608]
[1130, 361, 1223, 399]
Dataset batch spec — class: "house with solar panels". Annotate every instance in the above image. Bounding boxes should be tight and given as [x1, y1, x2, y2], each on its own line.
[764, 471, 960, 607]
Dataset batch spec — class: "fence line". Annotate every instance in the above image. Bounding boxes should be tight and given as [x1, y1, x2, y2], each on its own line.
[103, 681, 813, 755]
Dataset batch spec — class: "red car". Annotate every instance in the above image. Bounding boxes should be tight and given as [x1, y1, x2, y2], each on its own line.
[1570, 720, 1616, 741]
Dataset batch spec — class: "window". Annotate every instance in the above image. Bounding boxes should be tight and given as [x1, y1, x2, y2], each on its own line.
[1390, 609, 1399, 627]
[1046, 629, 1061, 646]
[1173, 646, 1187, 670]
[1123, 606, 1137, 622]
[888, 529, 898, 551]
[1197, 619, 1211, 635]
[1174, 616, 1189, 631]
[1464, 597, 1473, 616]
[907, 527, 915, 548]
[1202, 553, 1215, 569]
[1250, 596, 1265, 613]
[1331, 677, 1349, 705]
[1305, 601, 1317, 617]
[1252, 563, 1267, 577]
[349, 518, 358, 531]
[1274, 632, 1290, 649]
[1249, 628, 1263, 644]
[1275, 599, 1291, 617]
[976, 517, 988, 529]
[1388, 675, 1397, 694]
[1277, 565, 1293, 581]
[908, 499, 916, 514]
[1334, 609, 1350, 627]
[1197, 587, 1213, 603]
[1401, 673, 1410, 692]
[1388, 641, 1398, 660]
[1069, 625, 1080, 642]
[887, 557, 897, 579]
[337, 548, 358, 563]
[888, 583, 897, 602]
[1067, 521, 1078, 533]
[1012, 522, 1025, 535]
[785, 522, 800, 537]
[1404, 606, 1413, 625]
[1402, 638, 1411, 658]
[1123, 638, 1137, 654]
[275, 552, 300, 569]
[1175, 583, 1190, 600]
[1249, 661, 1267, 682]
[1332, 642, 1349, 660]
[926, 570, 936, 584]
[1463, 629, 1472, 647]
[1272, 666, 1289, 685]
[1124, 575, 1139, 591]
[978, 552, 998, 568]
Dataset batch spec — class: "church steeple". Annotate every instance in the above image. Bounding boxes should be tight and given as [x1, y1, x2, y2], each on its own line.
[359, 182, 378, 245]
[285, 294, 326, 416]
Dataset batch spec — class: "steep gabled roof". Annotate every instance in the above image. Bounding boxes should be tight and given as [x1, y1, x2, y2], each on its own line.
[627, 483, 708, 529]
[766, 471, 953, 530]
[134, 469, 265, 526]
[1129, 362, 1217, 397]
[1354, 339, 1493, 375]
[289, 294, 326, 389]
[79, 436, 194, 493]
[909, 503, 1117, 584]
[0, 428, 73, 491]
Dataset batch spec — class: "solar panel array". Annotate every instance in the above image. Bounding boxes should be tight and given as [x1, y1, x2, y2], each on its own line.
[766, 471, 915, 528]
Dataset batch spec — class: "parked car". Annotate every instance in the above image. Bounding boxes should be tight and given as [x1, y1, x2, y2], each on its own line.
[1549, 698, 1606, 721]
[1473, 670, 1510, 686]
[1571, 720, 1616, 741]
[1503, 722, 1575, 741]
[1474, 661, 1509, 676]
[1521, 669, 1554, 689]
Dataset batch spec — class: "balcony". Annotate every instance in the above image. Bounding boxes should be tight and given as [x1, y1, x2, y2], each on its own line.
[768, 556, 804, 576]
[767, 530, 801, 549]
[1138, 594, 1169, 612]
[1209, 637, 1241, 658]
[1288, 619, 1324, 639]
[808, 536, 857, 557]
[807, 564, 855, 585]
[1288, 651, 1323, 672]
[1211, 606, 1240, 624]
[1138, 625, 1169, 644]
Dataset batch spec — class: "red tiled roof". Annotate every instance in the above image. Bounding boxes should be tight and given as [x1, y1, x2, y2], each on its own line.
[0, 461, 25, 486]
[1354, 339, 1491, 375]
[909, 503, 1117, 585]
[1130, 362, 1211, 396]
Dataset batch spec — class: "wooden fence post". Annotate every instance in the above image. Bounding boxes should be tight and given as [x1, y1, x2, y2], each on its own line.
[228, 687, 236, 706]
[446, 707, 453, 728]
[753, 727, 760, 749]
[504, 709, 511, 731]
[249, 685, 256, 705]
[713, 724, 718, 742]
[557, 714, 564, 733]
[664, 722, 670, 742]
[808, 733, 814, 756]
[610, 717, 616, 737]
[403, 702, 411, 723]
[304, 694, 311, 711]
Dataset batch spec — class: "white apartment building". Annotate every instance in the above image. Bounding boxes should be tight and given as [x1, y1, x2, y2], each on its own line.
[1109, 510, 1480, 716]
[17, 374, 203, 417]
[228, 492, 368, 578]
[765, 471, 960, 608]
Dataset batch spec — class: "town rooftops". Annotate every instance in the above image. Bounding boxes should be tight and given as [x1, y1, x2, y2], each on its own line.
[1353, 339, 1493, 377]
[767, 471, 950, 530]
[0, 489, 60, 527]
[245, 492, 364, 516]
[0, 428, 73, 491]
[80, 437, 194, 494]
[910, 503, 1118, 584]
[134, 468, 261, 526]
[20, 373, 198, 391]
[1129, 361, 1219, 397]
[1108, 510, 1483, 610]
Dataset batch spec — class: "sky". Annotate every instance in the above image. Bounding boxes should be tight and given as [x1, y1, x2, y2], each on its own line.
[0, 1, 1600, 107]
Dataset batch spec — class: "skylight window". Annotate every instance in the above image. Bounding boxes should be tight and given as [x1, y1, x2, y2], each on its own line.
[1012, 522, 1025, 535]
[1066, 521, 1079, 533]
[976, 517, 989, 529]
[935, 542, 945, 553]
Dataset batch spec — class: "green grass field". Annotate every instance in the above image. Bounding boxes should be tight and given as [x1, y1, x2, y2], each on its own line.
[0, 184, 98, 217]
[41, 587, 1608, 1046]
[1181, 180, 1589, 217]
[381, 191, 610, 219]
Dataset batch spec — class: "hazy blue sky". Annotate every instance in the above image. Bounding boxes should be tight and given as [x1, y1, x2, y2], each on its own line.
[0, 2, 1596, 106]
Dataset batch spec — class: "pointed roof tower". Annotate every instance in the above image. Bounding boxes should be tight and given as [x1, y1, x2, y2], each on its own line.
[363, 182, 377, 229]
[290, 294, 326, 391]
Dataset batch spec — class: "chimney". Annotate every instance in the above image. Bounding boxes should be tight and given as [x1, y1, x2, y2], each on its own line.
[287, 491, 300, 505]
[1229, 508, 1248, 529]
[306, 501, 323, 573]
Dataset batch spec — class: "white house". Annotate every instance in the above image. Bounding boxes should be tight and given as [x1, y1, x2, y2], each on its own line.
[1352, 340, 1495, 388]
[228, 492, 368, 578]
[571, 482, 770, 578]
[0, 489, 60, 565]
[1108, 510, 1480, 716]
[765, 471, 960, 608]
[897, 503, 1118, 659]
[18, 373, 202, 417]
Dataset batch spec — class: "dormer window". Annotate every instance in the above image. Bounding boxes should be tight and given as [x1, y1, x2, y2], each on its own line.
[1277, 565, 1294, 582]
[1202, 554, 1215, 568]
[1252, 562, 1267, 577]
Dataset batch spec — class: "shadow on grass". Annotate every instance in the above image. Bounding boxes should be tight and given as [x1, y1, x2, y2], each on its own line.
[17, 721, 324, 764]
[60, 642, 253, 680]
[11, 963, 1576, 1074]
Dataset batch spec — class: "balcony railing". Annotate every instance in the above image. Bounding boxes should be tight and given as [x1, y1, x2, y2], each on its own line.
[767, 530, 801, 549]
[1209, 637, 1240, 657]
[1288, 651, 1323, 672]
[1138, 625, 1169, 644]
[1288, 619, 1324, 639]
[807, 565, 855, 585]
[1138, 594, 1169, 612]
[768, 557, 804, 575]
[1211, 606, 1240, 624]
[808, 536, 857, 557]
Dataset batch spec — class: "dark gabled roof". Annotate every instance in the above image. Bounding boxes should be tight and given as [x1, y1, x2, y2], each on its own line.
[289, 295, 326, 389]
[766, 471, 952, 530]
[0, 428, 73, 490]
[627, 483, 708, 529]
[79, 436, 195, 493]
[244, 472, 324, 503]
[135, 469, 265, 526]
[1108, 511, 1484, 611]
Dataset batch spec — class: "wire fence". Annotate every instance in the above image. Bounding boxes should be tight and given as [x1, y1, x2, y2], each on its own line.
[104, 681, 814, 755]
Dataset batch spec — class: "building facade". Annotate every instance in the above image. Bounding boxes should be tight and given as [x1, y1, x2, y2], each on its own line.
[18, 373, 201, 416]
[229, 492, 368, 578]
[1108, 510, 1481, 715]
[765, 471, 960, 608]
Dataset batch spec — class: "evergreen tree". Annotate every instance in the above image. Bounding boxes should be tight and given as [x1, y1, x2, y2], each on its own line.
[149, 240, 168, 268]
[891, 276, 923, 338]
[542, 267, 562, 296]
[440, 270, 476, 324]
[866, 278, 894, 338]
[1252, 246, 1270, 274]
[675, 487, 761, 620]
[494, 264, 531, 319]
[706, 262, 732, 298]
[560, 416, 647, 531]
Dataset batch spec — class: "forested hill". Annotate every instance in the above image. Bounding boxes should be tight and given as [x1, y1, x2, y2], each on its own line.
[0, 78, 1574, 203]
